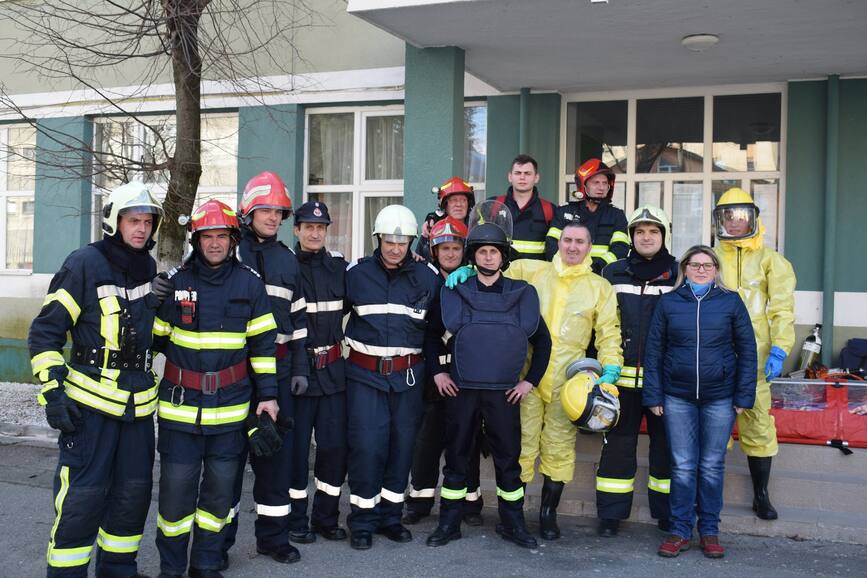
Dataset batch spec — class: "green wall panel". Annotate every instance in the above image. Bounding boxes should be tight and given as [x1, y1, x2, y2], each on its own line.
[403, 45, 465, 225]
[836, 79, 867, 292]
[237, 104, 305, 245]
[528, 93, 562, 203]
[33, 117, 94, 274]
[485, 95, 521, 197]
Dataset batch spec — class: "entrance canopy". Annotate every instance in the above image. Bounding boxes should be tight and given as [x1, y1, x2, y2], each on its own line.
[348, 0, 867, 92]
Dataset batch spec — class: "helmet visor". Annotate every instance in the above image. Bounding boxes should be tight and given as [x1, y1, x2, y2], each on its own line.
[583, 391, 620, 432]
[380, 234, 412, 244]
[120, 205, 162, 216]
[714, 204, 758, 240]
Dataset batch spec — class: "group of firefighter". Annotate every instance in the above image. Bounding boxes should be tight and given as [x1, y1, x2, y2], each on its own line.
[29, 152, 795, 577]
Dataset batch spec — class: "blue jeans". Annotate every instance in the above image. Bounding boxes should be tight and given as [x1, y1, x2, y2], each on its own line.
[663, 395, 736, 539]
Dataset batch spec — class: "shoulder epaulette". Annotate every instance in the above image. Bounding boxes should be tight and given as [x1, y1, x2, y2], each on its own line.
[329, 250, 344, 259]
[239, 263, 262, 279]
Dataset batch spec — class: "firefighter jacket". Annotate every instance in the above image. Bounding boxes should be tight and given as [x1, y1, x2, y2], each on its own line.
[545, 201, 629, 272]
[507, 255, 623, 404]
[29, 239, 160, 421]
[493, 187, 555, 260]
[295, 245, 348, 396]
[152, 255, 278, 435]
[602, 252, 678, 389]
[642, 283, 758, 409]
[238, 228, 308, 378]
[344, 250, 443, 392]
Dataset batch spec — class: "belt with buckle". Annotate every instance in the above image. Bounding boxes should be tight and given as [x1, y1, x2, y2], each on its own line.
[348, 349, 421, 376]
[72, 345, 152, 371]
[163, 360, 247, 394]
[307, 344, 342, 370]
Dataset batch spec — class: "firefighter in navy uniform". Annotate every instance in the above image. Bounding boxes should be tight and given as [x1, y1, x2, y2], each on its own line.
[219, 171, 309, 567]
[415, 177, 475, 262]
[545, 158, 630, 273]
[343, 204, 443, 551]
[493, 154, 555, 260]
[596, 206, 678, 537]
[152, 200, 279, 578]
[403, 217, 486, 527]
[29, 182, 167, 578]
[427, 222, 552, 550]
[285, 200, 350, 543]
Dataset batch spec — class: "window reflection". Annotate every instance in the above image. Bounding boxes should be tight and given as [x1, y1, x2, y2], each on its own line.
[566, 101, 627, 173]
[636, 97, 704, 173]
[713, 94, 780, 172]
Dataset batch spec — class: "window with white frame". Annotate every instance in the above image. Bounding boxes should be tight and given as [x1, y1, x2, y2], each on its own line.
[305, 104, 488, 260]
[91, 113, 239, 240]
[0, 125, 36, 271]
[562, 87, 783, 258]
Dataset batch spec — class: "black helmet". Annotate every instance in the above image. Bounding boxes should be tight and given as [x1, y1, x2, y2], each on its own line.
[466, 223, 511, 273]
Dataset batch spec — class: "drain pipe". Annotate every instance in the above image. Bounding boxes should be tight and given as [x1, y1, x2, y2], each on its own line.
[822, 75, 839, 365]
[519, 87, 530, 153]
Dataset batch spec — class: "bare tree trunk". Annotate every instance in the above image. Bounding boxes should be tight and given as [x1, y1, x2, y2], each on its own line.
[156, 0, 208, 270]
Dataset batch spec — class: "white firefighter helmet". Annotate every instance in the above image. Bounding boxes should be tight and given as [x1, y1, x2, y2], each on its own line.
[561, 358, 621, 433]
[373, 204, 418, 243]
[101, 181, 164, 239]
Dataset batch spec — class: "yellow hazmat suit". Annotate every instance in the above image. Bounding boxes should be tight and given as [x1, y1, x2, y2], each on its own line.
[508, 253, 623, 482]
[714, 188, 796, 457]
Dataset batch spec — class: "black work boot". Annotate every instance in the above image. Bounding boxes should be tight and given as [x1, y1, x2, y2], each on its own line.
[539, 475, 565, 540]
[496, 507, 538, 550]
[748, 456, 779, 520]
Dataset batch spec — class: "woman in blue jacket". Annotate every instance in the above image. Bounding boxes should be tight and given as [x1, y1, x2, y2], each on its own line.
[643, 245, 757, 560]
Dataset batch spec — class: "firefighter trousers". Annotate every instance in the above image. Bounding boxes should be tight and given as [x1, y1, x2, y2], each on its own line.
[596, 387, 671, 521]
[439, 389, 524, 529]
[346, 377, 424, 533]
[287, 392, 348, 532]
[155, 427, 244, 575]
[45, 407, 154, 578]
[405, 398, 484, 517]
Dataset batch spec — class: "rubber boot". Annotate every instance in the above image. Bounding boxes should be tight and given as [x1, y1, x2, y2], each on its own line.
[748, 456, 778, 520]
[539, 475, 565, 540]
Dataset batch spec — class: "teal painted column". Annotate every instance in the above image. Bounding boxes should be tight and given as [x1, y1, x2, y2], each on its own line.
[821, 75, 839, 365]
[237, 104, 305, 245]
[403, 44, 464, 225]
[33, 117, 94, 274]
[485, 93, 561, 202]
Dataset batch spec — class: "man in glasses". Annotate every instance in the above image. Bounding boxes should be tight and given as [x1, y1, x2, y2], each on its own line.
[713, 188, 796, 521]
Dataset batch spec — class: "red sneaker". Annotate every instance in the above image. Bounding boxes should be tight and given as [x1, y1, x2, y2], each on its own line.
[700, 535, 725, 558]
[658, 534, 690, 557]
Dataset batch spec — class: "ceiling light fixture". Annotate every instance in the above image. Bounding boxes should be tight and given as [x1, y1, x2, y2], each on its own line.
[681, 33, 720, 52]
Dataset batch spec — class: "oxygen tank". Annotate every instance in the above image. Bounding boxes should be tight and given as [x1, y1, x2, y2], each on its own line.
[797, 324, 822, 371]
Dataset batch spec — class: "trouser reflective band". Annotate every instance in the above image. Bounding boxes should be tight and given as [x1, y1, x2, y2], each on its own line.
[157, 513, 195, 537]
[409, 487, 436, 498]
[314, 478, 342, 497]
[440, 486, 467, 500]
[596, 476, 635, 494]
[47, 545, 93, 568]
[496, 486, 524, 501]
[381, 488, 404, 503]
[648, 476, 671, 494]
[465, 488, 482, 502]
[195, 508, 228, 532]
[617, 366, 644, 388]
[46, 465, 93, 568]
[349, 494, 380, 508]
[289, 488, 308, 499]
[256, 503, 290, 517]
[96, 528, 142, 554]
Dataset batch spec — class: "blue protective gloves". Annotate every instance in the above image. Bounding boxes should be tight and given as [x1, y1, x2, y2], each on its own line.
[445, 265, 477, 289]
[595, 365, 621, 386]
[764, 345, 787, 380]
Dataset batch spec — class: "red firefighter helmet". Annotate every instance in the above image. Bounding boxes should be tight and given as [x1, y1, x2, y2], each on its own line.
[433, 177, 475, 211]
[189, 199, 240, 234]
[575, 158, 616, 198]
[238, 171, 293, 224]
[429, 216, 469, 249]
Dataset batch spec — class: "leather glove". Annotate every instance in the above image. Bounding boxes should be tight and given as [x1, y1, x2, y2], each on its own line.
[445, 265, 476, 289]
[765, 345, 787, 381]
[595, 365, 621, 386]
[151, 272, 173, 300]
[44, 390, 81, 433]
[290, 376, 309, 396]
[275, 413, 295, 436]
[247, 413, 283, 458]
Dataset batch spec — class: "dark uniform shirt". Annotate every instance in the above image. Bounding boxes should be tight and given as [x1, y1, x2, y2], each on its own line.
[545, 201, 629, 272]
[493, 187, 555, 261]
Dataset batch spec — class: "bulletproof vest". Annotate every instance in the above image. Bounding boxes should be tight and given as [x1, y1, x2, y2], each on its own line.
[441, 277, 540, 390]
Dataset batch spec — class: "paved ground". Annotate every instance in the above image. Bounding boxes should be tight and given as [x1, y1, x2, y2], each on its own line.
[2, 434, 865, 578]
